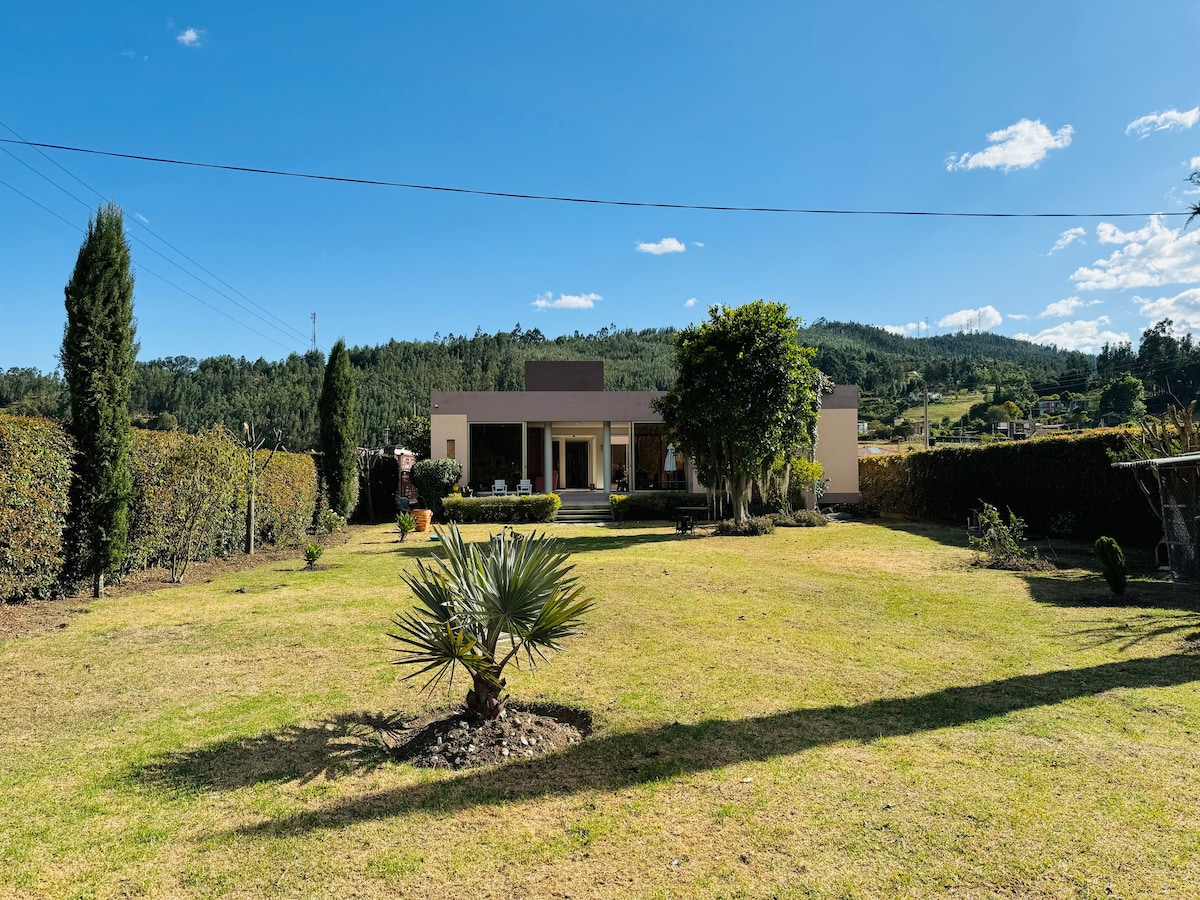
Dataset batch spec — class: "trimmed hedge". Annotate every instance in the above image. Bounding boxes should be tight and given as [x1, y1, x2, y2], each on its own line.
[859, 430, 1160, 544]
[254, 448, 319, 548]
[0, 416, 72, 602]
[609, 492, 712, 522]
[442, 494, 562, 524]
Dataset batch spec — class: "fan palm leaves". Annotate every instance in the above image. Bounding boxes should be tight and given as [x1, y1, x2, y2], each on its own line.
[389, 525, 593, 719]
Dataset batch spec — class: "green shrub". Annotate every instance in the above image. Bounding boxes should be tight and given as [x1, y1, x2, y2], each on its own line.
[713, 516, 775, 536]
[304, 543, 324, 569]
[396, 512, 416, 539]
[411, 458, 464, 519]
[0, 416, 72, 602]
[859, 430, 1158, 544]
[609, 492, 711, 522]
[968, 502, 1049, 570]
[442, 493, 562, 524]
[1095, 536, 1127, 596]
[252, 449, 319, 548]
[319, 508, 346, 535]
[772, 510, 827, 527]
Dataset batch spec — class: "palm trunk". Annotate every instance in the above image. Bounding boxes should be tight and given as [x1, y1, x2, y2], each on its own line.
[465, 670, 506, 720]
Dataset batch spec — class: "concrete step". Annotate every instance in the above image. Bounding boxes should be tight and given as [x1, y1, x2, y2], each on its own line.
[556, 503, 613, 524]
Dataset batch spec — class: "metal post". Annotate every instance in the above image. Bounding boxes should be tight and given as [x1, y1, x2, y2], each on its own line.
[602, 421, 612, 492]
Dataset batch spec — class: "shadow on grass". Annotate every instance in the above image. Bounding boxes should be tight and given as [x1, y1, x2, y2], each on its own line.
[1021, 569, 1200, 613]
[133, 712, 396, 793]
[352, 526, 682, 558]
[225, 652, 1198, 837]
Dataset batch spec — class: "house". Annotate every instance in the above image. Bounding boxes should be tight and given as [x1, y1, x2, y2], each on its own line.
[429, 360, 860, 502]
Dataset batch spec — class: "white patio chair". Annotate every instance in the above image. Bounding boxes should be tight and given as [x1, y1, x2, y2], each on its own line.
[491, 479, 509, 496]
[517, 479, 533, 496]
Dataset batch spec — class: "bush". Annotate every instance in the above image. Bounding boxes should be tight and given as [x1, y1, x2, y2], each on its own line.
[772, 510, 827, 527]
[713, 516, 775, 536]
[411, 458, 464, 519]
[1095, 536, 1127, 596]
[859, 429, 1159, 544]
[253, 449, 319, 548]
[304, 543, 324, 568]
[0, 416, 72, 602]
[442, 493, 562, 524]
[318, 508, 346, 535]
[609, 492, 711, 522]
[968, 502, 1051, 571]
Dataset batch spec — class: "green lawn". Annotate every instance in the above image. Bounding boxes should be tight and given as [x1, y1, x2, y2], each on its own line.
[2, 521, 1199, 898]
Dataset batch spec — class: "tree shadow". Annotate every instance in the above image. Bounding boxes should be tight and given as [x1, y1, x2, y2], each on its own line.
[225, 652, 1198, 838]
[131, 712, 397, 794]
[1020, 569, 1200, 612]
[1069, 612, 1200, 652]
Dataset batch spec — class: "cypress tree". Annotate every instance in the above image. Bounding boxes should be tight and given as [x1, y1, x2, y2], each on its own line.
[318, 338, 358, 517]
[62, 203, 138, 597]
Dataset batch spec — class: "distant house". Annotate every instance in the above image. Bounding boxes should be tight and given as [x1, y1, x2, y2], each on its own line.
[428, 360, 861, 502]
[1034, 399, 1065, 417]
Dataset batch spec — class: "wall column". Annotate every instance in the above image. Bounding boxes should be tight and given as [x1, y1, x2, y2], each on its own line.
[521, 422, 528, 479]
[602, 421, 612, 492]
[628, 421, 636, 492]
[542, 424, 553, 494]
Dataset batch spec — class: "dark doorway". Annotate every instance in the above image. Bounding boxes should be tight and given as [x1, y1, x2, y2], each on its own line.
[564, 441, 589, 489]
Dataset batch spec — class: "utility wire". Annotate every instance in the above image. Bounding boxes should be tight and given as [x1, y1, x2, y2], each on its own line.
[1, 137, 1191, 220]
[0, 141, 306, 349]
[0, 176, 298, 354]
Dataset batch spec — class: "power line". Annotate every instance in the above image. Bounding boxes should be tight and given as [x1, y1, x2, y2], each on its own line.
[0, 176, 298, 354]
[1, 137, 1191, 220]
[0, 139, 306, 349]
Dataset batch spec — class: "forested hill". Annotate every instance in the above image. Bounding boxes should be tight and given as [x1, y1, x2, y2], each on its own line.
[1, 321, 1092, 449]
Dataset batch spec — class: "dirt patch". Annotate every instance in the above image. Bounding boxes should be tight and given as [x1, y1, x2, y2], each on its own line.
[385, 702, 593, 770]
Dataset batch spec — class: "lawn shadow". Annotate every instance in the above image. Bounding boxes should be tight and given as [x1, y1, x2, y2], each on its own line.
[132, 712, 397, 794]
[229, 652, 1199, 837]
[1021, 569, 1200, 612]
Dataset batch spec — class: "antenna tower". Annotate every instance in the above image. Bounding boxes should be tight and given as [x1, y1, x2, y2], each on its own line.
[311, 313, 317, 352]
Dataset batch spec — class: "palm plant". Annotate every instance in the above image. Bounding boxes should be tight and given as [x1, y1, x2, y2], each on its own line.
[389, 525, 593, 719]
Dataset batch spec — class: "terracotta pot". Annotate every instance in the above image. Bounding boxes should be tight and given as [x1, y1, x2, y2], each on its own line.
[412, 508, 433, 532]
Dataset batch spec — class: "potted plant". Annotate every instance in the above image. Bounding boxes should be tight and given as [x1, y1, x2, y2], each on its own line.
[412, 507, 433, 532]
[396, 511, 416, 541]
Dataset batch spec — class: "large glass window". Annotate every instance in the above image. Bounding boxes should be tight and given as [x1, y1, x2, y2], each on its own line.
[470, 424, 522, 492]
[633, 423, 686, 491]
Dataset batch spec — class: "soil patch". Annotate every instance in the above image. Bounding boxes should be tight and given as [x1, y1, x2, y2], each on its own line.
[385, 702, 593, 770]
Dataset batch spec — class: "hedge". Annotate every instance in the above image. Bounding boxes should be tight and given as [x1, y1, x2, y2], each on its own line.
[442, 494, 562, 524]
[253, 448, 319, 548]
[609, 492, 712, 522]
[858, 430, 1160, 544]
[0, 416, 72, 602]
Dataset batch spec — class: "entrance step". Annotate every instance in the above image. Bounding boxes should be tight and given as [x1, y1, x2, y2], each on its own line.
[555, 502, 613, 525]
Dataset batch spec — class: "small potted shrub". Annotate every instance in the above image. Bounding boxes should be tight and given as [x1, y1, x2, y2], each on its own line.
[1094, 536, 1127, 597]
[303, 544, 324, 569]
[396, 511, 416, 541]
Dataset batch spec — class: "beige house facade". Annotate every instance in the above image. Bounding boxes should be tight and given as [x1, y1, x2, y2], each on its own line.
[429, 361, 860, 502]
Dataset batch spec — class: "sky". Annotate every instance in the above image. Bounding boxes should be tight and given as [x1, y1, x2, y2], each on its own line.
[3, 1, 1200, 372]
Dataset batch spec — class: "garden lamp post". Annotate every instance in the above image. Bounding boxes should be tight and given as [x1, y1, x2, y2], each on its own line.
[908, 371, 929, 449]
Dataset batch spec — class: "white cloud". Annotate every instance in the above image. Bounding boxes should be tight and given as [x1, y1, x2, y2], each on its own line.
[133, 212, 149, 224]
[684, 297, 697, 307]
[1008, 313, 1029, 320]
[882, 322, 919, 336]
[1015, 318, 1129, 353]
[1050, 227, 1086, 254]
[1038, 296, 1101, 318]
[1125, 107, 1200, 137]
[937, 306, 1003, 331]
[1072, 216, 1200, 290]
[946, 119, 1073, 172]
[176, 28, 204, 47]
[636, 237, 686, 255]
[1135, 287, 1200, 331]
[531, 292, 601, 310]
[691, 242, 704, 248]
[1191, 156, 1200, 169]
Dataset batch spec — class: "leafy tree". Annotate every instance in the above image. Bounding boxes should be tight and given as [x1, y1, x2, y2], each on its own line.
[394, 413, 431, 459]
[1097, 374, 1146, 423]
[652, 301, 820, 523]
[410, 457, 463, 519]
[62, 203, 138, 597]
[390, 525, 592, 719]
[319, 338, 358, 517]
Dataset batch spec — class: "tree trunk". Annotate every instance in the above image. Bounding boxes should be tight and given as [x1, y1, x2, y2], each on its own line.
[92, 570, 103, 599]
[465, 671, 506, 720]
[246, 487, 256, 555]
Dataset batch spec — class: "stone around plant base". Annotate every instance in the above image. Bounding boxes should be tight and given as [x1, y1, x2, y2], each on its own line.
[383, 702, 592, 770]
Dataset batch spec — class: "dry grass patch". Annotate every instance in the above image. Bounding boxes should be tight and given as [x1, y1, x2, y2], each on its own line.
[1, 521, 1199, 897]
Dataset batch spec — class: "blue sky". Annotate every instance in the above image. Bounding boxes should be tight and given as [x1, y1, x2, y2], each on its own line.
[4, 2, 1200, 371]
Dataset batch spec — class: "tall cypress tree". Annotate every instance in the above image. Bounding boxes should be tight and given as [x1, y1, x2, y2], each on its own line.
[62, 203, 138, 597]
[319, 338, 358, 517]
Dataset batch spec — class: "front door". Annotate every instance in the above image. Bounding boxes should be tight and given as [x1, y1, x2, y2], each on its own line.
[564, 441, 589, 489]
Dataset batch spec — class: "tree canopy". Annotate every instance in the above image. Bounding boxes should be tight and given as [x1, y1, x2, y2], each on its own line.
[652, 301, 821, 523]
[61, 202, 138, 596]
[319, 338, 358, 517]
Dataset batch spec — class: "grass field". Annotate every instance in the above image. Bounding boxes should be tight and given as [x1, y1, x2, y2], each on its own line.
[2, 521, 1199, 898]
